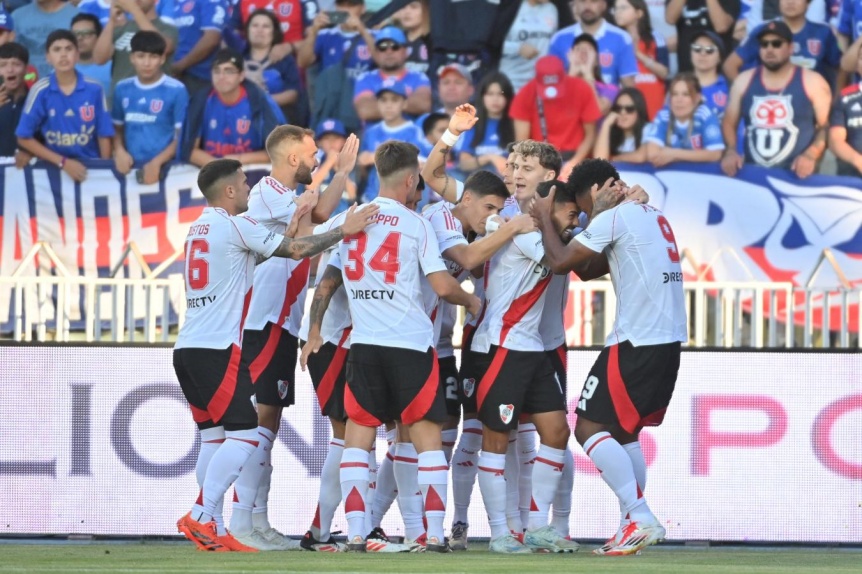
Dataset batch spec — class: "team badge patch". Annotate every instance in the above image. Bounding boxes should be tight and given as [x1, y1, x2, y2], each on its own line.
[277, 380, 289, 400]
[499, 403, 514, 425]
[462, 378, 475, 398]
[690, 134, 702, 149]
[150, 99, 164, 113]
[237, 119, 251, 135]
[79, 105, 95, 121]
[599, 52, 614, 68]
[807, 39, 821, 56]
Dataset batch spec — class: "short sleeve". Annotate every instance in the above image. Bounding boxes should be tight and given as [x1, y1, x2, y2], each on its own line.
[509, 83, 535, 122]
[233, 214, 281, 257]
[111, 87, 125, 124]
[353, 72, 374, 100]
[15, 87, 45, 139]
[427, 206, 469, 254]
[173, 86, 190, 129]
[830, 98, 847, 128]
[618, 38, 639, 79]
[701, 110, 726, 150]
[643, 112, 667, 146]
[314, 210, 348, 234]
[735, 29, 759, 69]
[327, 247, 344, 271]
[418, 217, 448, 276]
[512, 231, 545, 265]
[201, 0, 227, 31]
[575, 206, 621, 253]
[96, 86, 115, 137]
[655, 34, 669, 68]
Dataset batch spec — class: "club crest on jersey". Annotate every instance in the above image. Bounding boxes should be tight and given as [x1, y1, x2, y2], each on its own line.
[712, 91, 727, 108]
[807, 39, 821, 56]
[79, 105, 95, 122]
[747, 95, 798, 167]
[182, 1, 194, 13]
[237, 119, 251, 135]
[599, 52, 613, 68]
[150, 99, 164, 113]
[278, 3, 293, 16]
[689, 134, 702, 149]
[277, 380, 289, 400]
[499, 404, 514, 425]
[462, 378, 475, 398]
[356, 45, 370, 60]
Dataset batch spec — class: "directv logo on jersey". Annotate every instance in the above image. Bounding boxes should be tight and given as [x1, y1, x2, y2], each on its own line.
[186, 295, 217, 308]
[350, 289, 395, 300]
[663, 272, 683, 283]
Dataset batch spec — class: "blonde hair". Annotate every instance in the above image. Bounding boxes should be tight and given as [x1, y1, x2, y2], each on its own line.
[265, 125, 315, 160]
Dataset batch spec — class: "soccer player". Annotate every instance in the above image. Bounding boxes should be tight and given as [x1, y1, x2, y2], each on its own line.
[174, 158, 380, 552]
[531, 158, 687, 555]
[328, 141, 481, 553]
[112, 31, 188, 185]
[228, 125, 357, 551]
[16, 30, 114, 183]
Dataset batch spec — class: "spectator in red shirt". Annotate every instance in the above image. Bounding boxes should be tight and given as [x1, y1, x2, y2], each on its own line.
[510, 54, 601, 176]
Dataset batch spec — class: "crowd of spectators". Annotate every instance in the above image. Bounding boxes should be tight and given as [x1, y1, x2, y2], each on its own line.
[0, 0, 861, 204]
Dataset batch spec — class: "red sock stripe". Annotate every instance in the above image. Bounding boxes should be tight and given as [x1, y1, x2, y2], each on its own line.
[340, 462, 369, 468]
[418, 465, 449, 472]
[607, 344, 642, 433]
[400, 349, 440, 425]
[229, 438, 260, 447]
[202, 439, 225, 444]
[534, 456, 564, 471]
[386, 452, 395, 461]
[463, 428, 482, 435]
[207, 344, 242, 423]
[393, 456, 418, 464]
[585, 434, 612, 457]
[478, 466, 505, 476]
[476, 347, 508, 411]
[249, 323, 283, 383]
[315, 327, 352, 411]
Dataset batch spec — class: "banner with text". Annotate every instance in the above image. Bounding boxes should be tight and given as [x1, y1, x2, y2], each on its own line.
[0, 347, 858, 542]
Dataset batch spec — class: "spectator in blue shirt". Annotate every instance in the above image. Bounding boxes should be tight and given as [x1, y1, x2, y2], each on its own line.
[0, 6, 15, 47]
[455, 71, 513, 176]
[11, 0, 79, 78]
[72, 14, 113, 89]
[548, 0, 637, 87]
[180, 48, 281, 166]
[0, 42, 30, 159]
[353, 26, 431, 122]
[168, 0, 227, 95]
[309, 118, 358, 214]
[644, 72, 725, 166]
[297, 0, 377, 79]
[16, 30, 114, 182]
[113, 31, 188, 184]
[242, 9, 302, 124]
[690, 31, 729, 120]
[358, 82, 427, 201]
[829, 46, 862, 176]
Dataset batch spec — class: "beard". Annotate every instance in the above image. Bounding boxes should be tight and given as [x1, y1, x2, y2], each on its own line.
[296, 161, 314, 185]
[762, 59, 787, 72]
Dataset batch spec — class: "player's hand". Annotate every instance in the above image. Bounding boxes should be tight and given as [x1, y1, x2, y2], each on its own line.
[503, 213, 536, 235]
[529, 184, 555, 220]
[465, 294, 481, 318]
[63, 159, 88, 182]
[141, 160, 161, 185]
[336, 133, 360, 174]
[299, 333, 324, 371]
[792, 153, 816, 179]
[286, 203, 311, 238]
[720, 150, 743, 177]
[114, 148, 134, 175]
[340, 203, 380, 235]
[591, 177, 625, 214]
[297, 187, 320, 211]
[448, 104, 478, 136]
[624, 183, 649, 204]
[650, 147, 676, 168]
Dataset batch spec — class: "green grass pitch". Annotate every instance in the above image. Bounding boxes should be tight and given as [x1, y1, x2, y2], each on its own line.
[0, 543, 858, 574]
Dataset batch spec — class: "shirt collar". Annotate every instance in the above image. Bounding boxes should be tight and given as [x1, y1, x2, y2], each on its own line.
[48, 70, 85, 93]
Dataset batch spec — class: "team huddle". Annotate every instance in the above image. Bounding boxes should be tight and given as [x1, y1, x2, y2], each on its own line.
[172, 103, 688, 555]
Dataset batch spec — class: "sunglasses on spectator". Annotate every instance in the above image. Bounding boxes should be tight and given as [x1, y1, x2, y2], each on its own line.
[691, 44, 717, 55]
[377, 42, 402, 52]
[759, 39, 786, 49]
[612, 104, 637, 114]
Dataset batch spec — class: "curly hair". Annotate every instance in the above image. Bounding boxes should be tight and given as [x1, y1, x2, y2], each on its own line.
[566, 159, 620, 199]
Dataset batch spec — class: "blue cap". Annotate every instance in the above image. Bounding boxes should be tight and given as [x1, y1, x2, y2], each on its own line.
[0, 7, 14, 31]
[375, 26, 406, 47]
[315, 118, 347, 139]
[375, 80, 407, 99]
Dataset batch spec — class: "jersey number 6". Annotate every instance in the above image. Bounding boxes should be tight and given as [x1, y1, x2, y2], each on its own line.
[185, 239, 210, 290]
[344, 231, 402, 284]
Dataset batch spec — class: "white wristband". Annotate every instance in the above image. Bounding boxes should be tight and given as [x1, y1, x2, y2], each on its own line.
[440, 129, 460, 147]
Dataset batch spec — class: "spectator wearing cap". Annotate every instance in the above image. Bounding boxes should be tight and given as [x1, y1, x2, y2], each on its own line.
[168, 0, 228, 95]
[547, 0, 638, 88]
[690, 30, 729, 119]
[357, 81, 427, 201]
[509, 55, 601, 175]
[353, 26, 431, 121]
[16, 30, 114, 182]
[666, 0, 741, 73]
[721, 20, 831, 179]
[72, 14, 113, 90]
[568, 33, 619, 115]
[394, 0, 432, 76]
[499, 0, 559, 93]
[829, 43, 862, 176]
[0, 42, 31, 159]
[180, 49, 282, 167]
[92, 0, 178, 91]
[611, 0, 668, 120]
[242, 9, 302, 123]
[437, 62, 475, 116]
[297, 0, 376, 80]
[11, 0, 79, 78]
[725, 0, 840, 88]
[310, 118, 358, 215]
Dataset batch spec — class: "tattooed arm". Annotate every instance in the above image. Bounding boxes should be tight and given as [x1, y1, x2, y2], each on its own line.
[271, 203, 380, 260]
[299, 263, 344, 370]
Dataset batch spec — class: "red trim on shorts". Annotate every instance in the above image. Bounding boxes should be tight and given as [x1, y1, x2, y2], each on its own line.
[345, 383, 384, 427]
[400, 349, 441, 425]
[207, 344, 243, 423]
[555, 344, 567, 368]
[607, 344, 642, 433]
[499, 274, 551, 345]
[585, 434, 612, 457]
[249, 323, 283, 383]
[476, 347, 508, 411]
[315, 327, 352, 411]
[640, 407, 667, 427]
[189, 404, 211, 424]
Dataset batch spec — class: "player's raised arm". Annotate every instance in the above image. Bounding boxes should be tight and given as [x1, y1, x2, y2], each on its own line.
[299, 262, 344, 370]
[272, 203, 379, 260]
[312, 133, 361, 223]
[420, 104, 478, 203]
[445, 214, 536, 272]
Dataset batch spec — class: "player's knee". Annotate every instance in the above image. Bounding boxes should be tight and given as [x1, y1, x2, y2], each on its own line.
[573, 417, 605, 447]
[481, 429, 509, 454]
[541, 423, 571, 450]
[257, 405, 283, 433]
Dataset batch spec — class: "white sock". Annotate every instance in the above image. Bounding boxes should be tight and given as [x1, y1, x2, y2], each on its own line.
[195, 427, 225, 489]
[517, 422, 537, 528]
[551, 446, 574, 537]
[252, 462, 272, 530]
[528, 444, 565, 530]
[340, 447, 370, 540]
[451, 419, 482, 526]
[393, 442, 425, 541]
[192, 428, 259, 523]
[478, 451, 508, 540]
[371, 439, 397, 529]
[316, 438, 344, 540]
[418, 450, 448, 542]
[364, 444, 379, 536]
[212, 494, 226, 535]
[504, 431, 522, 533]
[441, 428, 458, 464]
[230, 427, 274, 535]
[618, 441, 647, 529]
[584, 432, 654, 524]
